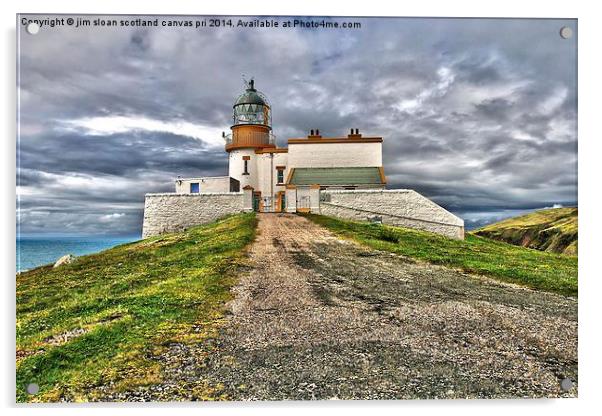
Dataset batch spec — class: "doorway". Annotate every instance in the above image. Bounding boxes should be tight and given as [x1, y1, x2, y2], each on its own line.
[275, 191, 286, 213]
[296, 188, 311, 213]
[252, 192, 261, 212]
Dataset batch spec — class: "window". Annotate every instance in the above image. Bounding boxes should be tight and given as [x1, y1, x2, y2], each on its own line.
[277, 168, 284, 184]
[242, 156, 250, 175]
[190, 183, 200, 193]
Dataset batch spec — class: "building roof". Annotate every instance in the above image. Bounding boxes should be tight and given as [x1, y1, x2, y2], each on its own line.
[234, 90, 268, 106]
[287, 136, 382, 144]
[287, 130, 382, 144]
[234, 80, 269, 107]
[255, 147, 288, 154]
[288, 167, 385, 186]
[232, 80, 272, 129]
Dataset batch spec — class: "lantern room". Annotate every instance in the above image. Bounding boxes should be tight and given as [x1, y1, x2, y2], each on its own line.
[232, 79, 272, 128]
[225, 79, 275, 152]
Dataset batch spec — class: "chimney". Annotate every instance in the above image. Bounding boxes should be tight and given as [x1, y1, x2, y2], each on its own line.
[308, 129, 321, 138]
[348, 128, 362, 138]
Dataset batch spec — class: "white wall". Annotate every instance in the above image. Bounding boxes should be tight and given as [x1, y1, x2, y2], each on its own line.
[175, 176, 234, 193]
[319, 189, 465, 239]
[142, 192, 245, 238]
[256, 152, 289, 200]
[288, 142, 382, 168]
[227, 149, 291, 211]
[228, 149, 258, 190]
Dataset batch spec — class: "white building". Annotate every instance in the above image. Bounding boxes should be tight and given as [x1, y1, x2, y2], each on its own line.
[143, 80, 464, 239]
[178, 79, 387, 212]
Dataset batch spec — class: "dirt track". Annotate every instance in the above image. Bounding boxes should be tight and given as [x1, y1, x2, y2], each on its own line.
[193, 213, 577, 400]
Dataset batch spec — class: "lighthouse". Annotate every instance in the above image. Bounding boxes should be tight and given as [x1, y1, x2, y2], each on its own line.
[144, 80, 465, 239]
[225, 79, 275, 192]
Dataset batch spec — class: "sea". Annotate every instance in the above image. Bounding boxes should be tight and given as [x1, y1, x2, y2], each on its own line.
[16, 236, 140, 272]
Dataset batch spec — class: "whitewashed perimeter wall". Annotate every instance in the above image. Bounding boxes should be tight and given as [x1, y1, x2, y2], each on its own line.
[320, 190, 465, 239]
[142, 193, 245, 238]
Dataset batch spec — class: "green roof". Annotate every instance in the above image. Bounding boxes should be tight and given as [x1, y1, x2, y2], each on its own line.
[289, 167, 384, 186]
[234, 89, 267, 106]
[234, 81, 269, 107]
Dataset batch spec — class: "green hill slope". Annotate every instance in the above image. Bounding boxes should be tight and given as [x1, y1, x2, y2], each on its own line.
[306, 214, 577, 297]
[473, 208, 577, 255]
[16, 213, 256, 402]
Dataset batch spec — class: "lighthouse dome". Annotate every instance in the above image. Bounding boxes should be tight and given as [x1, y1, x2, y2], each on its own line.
[232, 79, 272, 129]
[234, 88, 267, 106]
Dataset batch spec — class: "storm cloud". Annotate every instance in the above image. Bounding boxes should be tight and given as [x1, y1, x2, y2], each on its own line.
[17, 16, 577, 235]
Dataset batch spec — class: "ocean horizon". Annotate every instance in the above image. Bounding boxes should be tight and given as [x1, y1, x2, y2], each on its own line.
[16, 235, 140, 272]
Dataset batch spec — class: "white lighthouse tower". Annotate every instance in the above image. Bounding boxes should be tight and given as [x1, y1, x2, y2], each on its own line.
[225, 79, 275, 193]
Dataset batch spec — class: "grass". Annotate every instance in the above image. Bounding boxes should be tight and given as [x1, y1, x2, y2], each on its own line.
[306, 214, 577, 297]
[16, 213, 257, 402]
[474, 207, 578, 255]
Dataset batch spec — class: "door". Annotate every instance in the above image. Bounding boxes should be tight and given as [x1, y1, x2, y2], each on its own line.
[275, 191, 286, 213]
[252, 192, 261, 212]
[296, 188, 311, 213]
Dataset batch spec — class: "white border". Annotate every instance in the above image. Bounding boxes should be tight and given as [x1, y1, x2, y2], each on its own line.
[3, 1, 600, 415]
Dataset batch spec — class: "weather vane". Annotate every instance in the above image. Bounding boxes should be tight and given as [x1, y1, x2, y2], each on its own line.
[242, 74, 255, 90]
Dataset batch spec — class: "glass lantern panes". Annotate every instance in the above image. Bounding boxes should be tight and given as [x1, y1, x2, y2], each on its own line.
[233, 103, 271, 126]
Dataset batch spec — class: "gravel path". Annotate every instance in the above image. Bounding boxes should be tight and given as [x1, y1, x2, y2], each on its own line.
[104, 213, 577, 401]
[198, 214, 577, 400]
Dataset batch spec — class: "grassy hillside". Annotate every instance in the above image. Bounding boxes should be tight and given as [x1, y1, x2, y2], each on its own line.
[473, 208, 577, 255]
[306, 214, 577, 297]
[16, 213, 256, 402]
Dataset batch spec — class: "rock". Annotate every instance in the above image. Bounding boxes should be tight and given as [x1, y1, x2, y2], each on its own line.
[53, 254, 76, 268]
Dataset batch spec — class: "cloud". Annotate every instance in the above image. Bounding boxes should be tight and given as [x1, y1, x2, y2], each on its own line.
[59, 116, 226, 148]
[99, 213, 126, 222]
[17, 16, 577, 234]
[394, 66, 456, 114]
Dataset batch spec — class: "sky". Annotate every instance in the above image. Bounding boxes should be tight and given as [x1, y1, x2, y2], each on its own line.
[17, 16, 577, 236]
